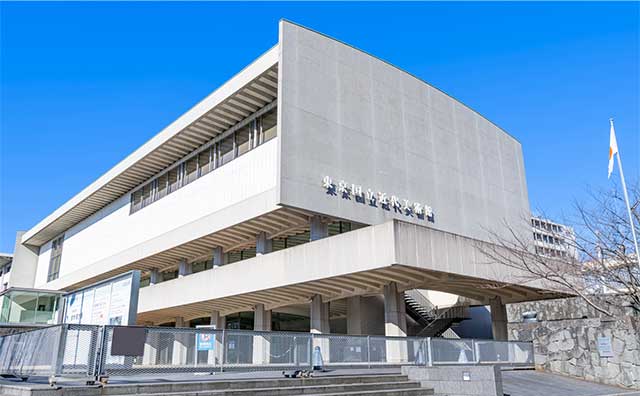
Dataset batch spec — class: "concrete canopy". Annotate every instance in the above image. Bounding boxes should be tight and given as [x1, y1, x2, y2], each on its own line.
[136, 219, 565, 324]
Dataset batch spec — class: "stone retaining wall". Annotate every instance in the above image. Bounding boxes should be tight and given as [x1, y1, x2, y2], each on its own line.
[508, 296, 639, 389]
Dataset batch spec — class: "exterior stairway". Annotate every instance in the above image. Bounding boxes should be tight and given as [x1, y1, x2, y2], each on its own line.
[92, 374, 433, 396]
[404, 289, 469, 337]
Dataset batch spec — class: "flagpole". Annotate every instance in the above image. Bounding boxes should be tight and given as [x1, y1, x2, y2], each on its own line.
[611, 118, 640, 269]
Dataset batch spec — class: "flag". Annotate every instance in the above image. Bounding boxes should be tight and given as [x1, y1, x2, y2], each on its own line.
[608, 119, 619, 179]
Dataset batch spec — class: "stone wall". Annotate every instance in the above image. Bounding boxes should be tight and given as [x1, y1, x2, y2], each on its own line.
[508, 296, 639, 389]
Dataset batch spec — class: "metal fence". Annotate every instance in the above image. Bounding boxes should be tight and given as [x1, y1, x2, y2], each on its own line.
[0, 324, 534, 381]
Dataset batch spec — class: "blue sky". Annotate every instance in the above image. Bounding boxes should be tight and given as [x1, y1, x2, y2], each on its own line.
[1, 2, 638, 252]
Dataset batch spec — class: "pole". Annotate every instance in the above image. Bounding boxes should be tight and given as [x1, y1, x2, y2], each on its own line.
[611, 119, 640, 269]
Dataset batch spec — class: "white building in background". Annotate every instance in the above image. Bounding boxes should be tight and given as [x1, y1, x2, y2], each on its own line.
[0, 254, 12, 291]
[6, 21, 564, 351]
[531, 216, 578, 260]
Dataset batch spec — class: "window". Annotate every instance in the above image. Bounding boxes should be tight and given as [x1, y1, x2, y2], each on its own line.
[261, 108, 277, 142]
[128, 103, 277, 214]
[47, 235, 64, 282]
[236, 124, 252, 156]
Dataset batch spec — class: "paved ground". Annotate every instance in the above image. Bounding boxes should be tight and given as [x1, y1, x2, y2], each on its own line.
[502, 370, 640, 396]
[2, 368, 638, 395]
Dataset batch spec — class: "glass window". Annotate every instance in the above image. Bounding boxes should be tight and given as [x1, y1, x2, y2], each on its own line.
[219, 135, 234, 165]
[142, 183, 152, 206]
[184, 158, 198, 184]
[262, 108, 277, 142]
[198, 150, 211, 176]
[168, 168, 179, 193]
[157, 174, 168, 199]
[236, 124, 252, 156]
[47, 235, 64, 282]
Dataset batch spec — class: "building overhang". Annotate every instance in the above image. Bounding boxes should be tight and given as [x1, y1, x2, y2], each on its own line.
[136, 220, 568, 324]
[22, 45, 280, 247]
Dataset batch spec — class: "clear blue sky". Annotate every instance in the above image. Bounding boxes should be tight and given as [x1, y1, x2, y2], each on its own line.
[1, 2, 638, 252]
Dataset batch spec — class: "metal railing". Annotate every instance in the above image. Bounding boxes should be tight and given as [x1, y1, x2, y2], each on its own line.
[0, 324, 534, 381]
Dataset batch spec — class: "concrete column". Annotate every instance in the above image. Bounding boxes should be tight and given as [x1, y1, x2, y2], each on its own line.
[172, 317, 189, 365]
[252, 304, 272, 364]
[207, 310, 226, 365]
[178, 259, 192, 278]
[149, 269, 160, 285]
[346, 296, 364, 335]
[310, 215, 328, 241]
[384, 283, 407, 363]
[489, 296, 508, 341]
[310, 294, 330, 363]
[256, 232, 273, 255]
[212, 247, 224, 268]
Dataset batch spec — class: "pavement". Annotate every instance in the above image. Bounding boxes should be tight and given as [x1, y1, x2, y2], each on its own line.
[502, 370, 640, 396]
[2, 368, 638, 396]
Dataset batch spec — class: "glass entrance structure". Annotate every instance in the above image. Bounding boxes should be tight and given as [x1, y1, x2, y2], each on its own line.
[0, 288, 63, 325]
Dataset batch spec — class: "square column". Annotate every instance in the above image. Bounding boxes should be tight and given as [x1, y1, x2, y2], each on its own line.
[384, 282, 407, 363]
[208, 310, 226, 365]
[489, 296, 508, 341]
[346, 296, 363, 335]
[212, 247, 224, 268]
[252, 304, 272, 364]
[178, 259, 192, 278]
[149, 269, 160, 285]
[310, 294, 330, 363]
[171, 317, 190, 365]
[256, 232, 273, 255]
[310, 215, 328, 241]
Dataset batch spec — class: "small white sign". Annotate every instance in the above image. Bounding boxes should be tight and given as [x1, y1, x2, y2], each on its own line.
[597, 337, 613, 358]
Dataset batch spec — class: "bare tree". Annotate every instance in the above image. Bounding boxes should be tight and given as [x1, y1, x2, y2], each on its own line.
[480, 182, 639, 317]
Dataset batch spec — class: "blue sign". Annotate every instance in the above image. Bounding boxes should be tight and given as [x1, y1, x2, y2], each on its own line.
[196, 333, 215, 351]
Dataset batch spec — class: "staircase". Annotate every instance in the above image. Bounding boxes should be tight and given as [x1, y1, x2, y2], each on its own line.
[98, 374, 433, 395]
[404, 289, 469, 337]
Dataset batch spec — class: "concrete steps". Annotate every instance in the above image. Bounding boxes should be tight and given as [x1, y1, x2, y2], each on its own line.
[100, 374, 433, 396]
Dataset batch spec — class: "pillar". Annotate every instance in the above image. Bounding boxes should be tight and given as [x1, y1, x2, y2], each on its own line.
[149, 269, 160, 285]
[178, 259, 192, 278]
[256, 232, 273, 255]
[384, 282, 407, 363]
[489, 296, 508, 341]
[207, 310, 226, 365]
[252, 304, 272, 364]
[171, 317, 189, 365]
[346, 296, 363, 335]
[310, 294, 330, 363]
[310, 215, 328, 241]
[212, 247, 224, 268]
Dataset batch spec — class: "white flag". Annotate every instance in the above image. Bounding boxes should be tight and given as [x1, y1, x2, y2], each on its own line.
[608, 119, 619, 179]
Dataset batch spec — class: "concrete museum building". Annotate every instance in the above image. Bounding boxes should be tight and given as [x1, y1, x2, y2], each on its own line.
[8, 21, 556, 344]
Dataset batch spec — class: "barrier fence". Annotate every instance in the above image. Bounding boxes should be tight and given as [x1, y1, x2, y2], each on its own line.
[0, 324, 534, 381]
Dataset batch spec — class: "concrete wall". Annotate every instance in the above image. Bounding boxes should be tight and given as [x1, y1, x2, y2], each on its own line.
[508, 296, 640, 389]
[402, 365, 503, 396]
[33, 140, 279, 289]
[8, 231, 38, 288]
[278, 21, 531, 244]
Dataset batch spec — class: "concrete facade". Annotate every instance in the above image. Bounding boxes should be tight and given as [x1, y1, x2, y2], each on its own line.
[10, 21, 548, 342]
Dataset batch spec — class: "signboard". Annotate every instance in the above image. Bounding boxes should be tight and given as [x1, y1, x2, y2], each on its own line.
[62, 271, 140, 326]
[322, 176, 435, 223]
[597, 337, 613, 358]
[196, 333, 216, 351]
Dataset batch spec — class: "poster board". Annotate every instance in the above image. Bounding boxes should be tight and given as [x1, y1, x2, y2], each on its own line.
[62, 271, 140, 326]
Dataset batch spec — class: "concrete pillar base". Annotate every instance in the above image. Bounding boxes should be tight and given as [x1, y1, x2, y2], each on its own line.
[490, 296, 508, 341]
[252, 304, 272, 364]
[384, 282, 408, 363]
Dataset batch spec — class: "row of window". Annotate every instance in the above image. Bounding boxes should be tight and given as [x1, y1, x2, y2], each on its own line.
[531, 219, 565, 234]
[130, 106, 277, 214]
[533, 232, 564, 245]
[139, 222, 361, 288]
[535, 246, 568, 258]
